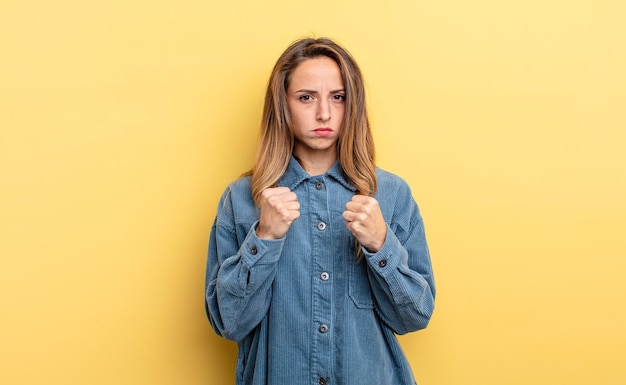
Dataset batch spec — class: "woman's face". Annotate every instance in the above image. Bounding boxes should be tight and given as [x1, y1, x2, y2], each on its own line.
[287, 56, 345, 162]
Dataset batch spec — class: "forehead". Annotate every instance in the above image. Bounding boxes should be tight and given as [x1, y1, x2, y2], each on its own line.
[288, 57, 344, 89]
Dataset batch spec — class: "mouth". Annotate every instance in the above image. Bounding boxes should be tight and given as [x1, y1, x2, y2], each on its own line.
[313, 127, 333, 137]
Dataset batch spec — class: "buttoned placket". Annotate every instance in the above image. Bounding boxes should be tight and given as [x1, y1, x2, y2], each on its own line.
[309, 176, 333, 384]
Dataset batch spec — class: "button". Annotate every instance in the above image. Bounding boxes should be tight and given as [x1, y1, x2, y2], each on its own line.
[315, 182, 324, 190]
[319, 378, 327, 385]
[320, 272, 329, 281]
[378, 259, 387, 267]
[317, 222, 326, 231]
[250, 246, 258, 255]
[319, 324, 328, 333]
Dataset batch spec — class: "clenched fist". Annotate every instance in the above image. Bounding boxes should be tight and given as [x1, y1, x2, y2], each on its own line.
[256, 187, 300, 240]
[342, 195, 387, 252]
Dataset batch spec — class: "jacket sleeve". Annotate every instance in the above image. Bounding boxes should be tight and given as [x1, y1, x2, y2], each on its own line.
[205, 189, 285, 342]
[364, 184, 436, 335]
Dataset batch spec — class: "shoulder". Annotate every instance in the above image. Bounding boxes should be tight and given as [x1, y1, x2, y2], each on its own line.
[222, 176, 253, 199]
[374, 167, 422, 224]
[215, 176, 257, 225]
[375, 168, 413, 197]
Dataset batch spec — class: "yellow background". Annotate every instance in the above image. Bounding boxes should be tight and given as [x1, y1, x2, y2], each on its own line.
[1, 0, 625, 384]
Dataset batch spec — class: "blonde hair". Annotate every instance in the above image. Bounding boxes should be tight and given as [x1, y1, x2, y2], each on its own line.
[249, 37, 377, 205]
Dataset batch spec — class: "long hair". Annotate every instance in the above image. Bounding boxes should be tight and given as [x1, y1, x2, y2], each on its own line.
[249, 37, 377, 205]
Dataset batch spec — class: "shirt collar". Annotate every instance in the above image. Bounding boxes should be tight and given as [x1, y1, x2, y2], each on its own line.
[278, 156, 357, 192]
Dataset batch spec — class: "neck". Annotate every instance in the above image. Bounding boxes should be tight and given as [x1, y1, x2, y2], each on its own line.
[292, 150, 337, 176]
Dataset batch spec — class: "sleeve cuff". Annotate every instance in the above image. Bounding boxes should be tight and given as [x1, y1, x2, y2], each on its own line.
[241, 221, 286, 267]
[363, 224, 405, 277]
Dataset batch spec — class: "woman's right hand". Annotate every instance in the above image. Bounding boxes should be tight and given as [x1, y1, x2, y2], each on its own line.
[256, 187, 300, 240]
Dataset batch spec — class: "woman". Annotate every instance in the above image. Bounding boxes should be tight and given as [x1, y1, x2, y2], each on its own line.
[205, 37, 435, 385]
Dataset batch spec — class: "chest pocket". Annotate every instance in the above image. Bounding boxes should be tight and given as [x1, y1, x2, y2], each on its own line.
[348, 256, 375, 309]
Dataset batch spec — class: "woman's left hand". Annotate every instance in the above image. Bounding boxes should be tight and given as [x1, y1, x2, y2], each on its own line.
[343, 195, 387, 253]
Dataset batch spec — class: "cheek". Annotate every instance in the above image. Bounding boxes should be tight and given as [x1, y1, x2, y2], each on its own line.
[293, 106, 314, 125]
[290, 108, 305, 127]
[335, 105, 346, 122]
[287, 102, 301, 126]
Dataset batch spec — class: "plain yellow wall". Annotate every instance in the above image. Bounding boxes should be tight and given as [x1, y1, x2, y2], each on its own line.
[1, 0, 625, 384]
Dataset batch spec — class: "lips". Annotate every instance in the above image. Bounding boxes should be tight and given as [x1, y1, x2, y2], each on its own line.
[313, 128, 333, 137]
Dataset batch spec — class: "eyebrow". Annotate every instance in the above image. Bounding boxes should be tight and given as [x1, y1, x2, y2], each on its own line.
[294, 89, 345, 94]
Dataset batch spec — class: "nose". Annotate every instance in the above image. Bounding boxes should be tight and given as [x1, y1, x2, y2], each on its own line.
[316, 99, 331, 122]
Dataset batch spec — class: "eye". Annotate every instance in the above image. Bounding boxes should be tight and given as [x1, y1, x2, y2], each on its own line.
[333, 94, 346, 102]
[299, 94, 312, 102]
